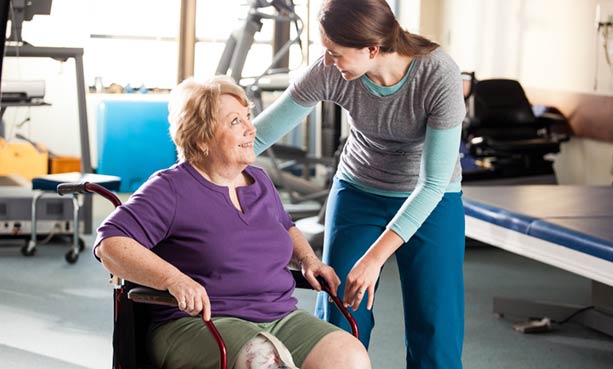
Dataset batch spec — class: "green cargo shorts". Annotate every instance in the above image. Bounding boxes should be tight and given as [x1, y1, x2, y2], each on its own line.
[149, 309, 340, 369]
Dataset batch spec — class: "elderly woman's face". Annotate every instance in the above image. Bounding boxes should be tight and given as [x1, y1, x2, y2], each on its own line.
[207, 94, 256, 167]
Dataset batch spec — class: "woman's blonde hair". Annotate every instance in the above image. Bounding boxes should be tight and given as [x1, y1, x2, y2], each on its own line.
[168, 75, 250, 164]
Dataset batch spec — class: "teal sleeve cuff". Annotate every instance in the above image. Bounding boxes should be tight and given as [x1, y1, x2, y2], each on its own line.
[253, 91, 314, 155]
[388, 125, 462, 241]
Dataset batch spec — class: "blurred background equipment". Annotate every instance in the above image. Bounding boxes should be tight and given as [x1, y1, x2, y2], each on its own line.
[461, 73, 571, 181]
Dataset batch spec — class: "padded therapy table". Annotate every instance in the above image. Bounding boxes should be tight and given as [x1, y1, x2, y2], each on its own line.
[462, 185, 613, 336]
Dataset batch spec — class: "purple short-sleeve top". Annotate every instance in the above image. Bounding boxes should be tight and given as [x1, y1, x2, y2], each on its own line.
[95, 162, 298, 323]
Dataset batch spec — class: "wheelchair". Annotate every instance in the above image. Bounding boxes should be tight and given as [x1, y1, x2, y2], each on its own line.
[57, 181, 358, 369]
[461, 72, 571, 179]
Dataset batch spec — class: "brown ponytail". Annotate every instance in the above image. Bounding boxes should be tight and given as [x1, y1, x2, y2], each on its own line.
[395, 25, 439, 56]
[319, 0, 438, 57]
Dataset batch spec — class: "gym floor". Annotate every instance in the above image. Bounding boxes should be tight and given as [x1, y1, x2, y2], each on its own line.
[0, 194, 612, 369]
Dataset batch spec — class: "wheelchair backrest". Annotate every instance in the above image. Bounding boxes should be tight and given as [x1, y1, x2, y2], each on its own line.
[463, 78, 553, 141]
[472, 79, 536, 127]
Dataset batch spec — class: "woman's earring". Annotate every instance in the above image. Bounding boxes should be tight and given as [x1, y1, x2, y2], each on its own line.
[202, 146, 209, 157]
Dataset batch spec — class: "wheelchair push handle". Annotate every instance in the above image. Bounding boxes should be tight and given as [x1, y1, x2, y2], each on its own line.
[57, 182, 88, 195]
[57, 182, 122, 208]
[317, 276, 359, 339]
[291, 270, 359, 339]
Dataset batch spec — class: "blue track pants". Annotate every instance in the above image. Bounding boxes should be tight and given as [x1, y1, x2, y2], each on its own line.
[315, 177, 465, 369]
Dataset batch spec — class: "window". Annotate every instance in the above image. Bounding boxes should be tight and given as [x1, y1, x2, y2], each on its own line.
[194, 1, 316, 83]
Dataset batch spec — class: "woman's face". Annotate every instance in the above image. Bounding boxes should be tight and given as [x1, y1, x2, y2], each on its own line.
[207, 94, 256, 168]
[322, 37, 372, 81]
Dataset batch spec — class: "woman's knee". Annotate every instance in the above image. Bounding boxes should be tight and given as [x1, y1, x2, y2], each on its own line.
[302, 331, 371, 369]
[234, 334, 295, 369]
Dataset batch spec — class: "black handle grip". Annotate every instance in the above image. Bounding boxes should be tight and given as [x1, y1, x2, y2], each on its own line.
[315, 275, 329, 290]
[291, 269, 332, 292]
[57, 182, 88, 196]
[128, 287, 178, 307]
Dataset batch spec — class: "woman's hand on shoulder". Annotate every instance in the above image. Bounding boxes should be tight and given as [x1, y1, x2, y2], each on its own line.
[166, 274, 212, 320]
[301, 255, 341, 296]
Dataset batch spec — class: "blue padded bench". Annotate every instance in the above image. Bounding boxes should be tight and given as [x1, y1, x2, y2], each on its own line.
[32, 172, 121, 192]
[28, 172, 121, 263]
[463, 186, 613, 263]
[462, 185, 613, 337]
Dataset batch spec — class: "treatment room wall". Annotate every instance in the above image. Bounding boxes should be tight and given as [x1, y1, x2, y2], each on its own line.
[434, 0, 613, 185]
[440, 0, 613, 94]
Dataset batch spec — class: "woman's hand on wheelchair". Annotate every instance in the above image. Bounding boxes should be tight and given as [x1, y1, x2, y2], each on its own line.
[301, 255, 341, 296]
[167, 274, 212, 320]
[343, 254, 381, 311]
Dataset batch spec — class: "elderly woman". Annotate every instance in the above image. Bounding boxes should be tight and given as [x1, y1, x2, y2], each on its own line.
[94, 76, 370, 369]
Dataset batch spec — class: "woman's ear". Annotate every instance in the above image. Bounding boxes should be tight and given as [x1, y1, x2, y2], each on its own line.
[198, 143, 209, 157]
[368, 46, 380, 59]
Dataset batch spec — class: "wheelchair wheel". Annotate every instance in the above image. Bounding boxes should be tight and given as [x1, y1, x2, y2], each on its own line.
[65, 249, 79, 264]
[21, 241, 36, 257]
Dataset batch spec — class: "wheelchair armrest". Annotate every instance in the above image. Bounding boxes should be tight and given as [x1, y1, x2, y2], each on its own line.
[536, 106, 565, 121]
[126, 271, 325, 306]
[291, 269, 337, 294]
[128, 287, 178, 307]
[291, 269, 329, 290]
[126, 270, 359, 338]
[291, 269, 312, 289]
[538, 111, 567, 124]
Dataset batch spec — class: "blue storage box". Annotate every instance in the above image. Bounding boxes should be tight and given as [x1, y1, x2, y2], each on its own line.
[97, 99, 177, 192]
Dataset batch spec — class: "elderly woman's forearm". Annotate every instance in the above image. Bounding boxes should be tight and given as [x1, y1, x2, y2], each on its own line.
[96, 236, 183, 291]
[287, 226, 319, 264]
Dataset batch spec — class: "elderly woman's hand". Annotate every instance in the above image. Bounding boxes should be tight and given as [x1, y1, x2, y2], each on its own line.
[300, 255, 341, 297]
[166, 274, 212, 320]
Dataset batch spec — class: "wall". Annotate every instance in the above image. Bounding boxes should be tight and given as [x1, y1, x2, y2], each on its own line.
[440, 0, 613, 93]
[554, 138, 613, 185]
[436, 0, 613, 185]
[397, 0, 422, 33]
[417, 0, 443, 42]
